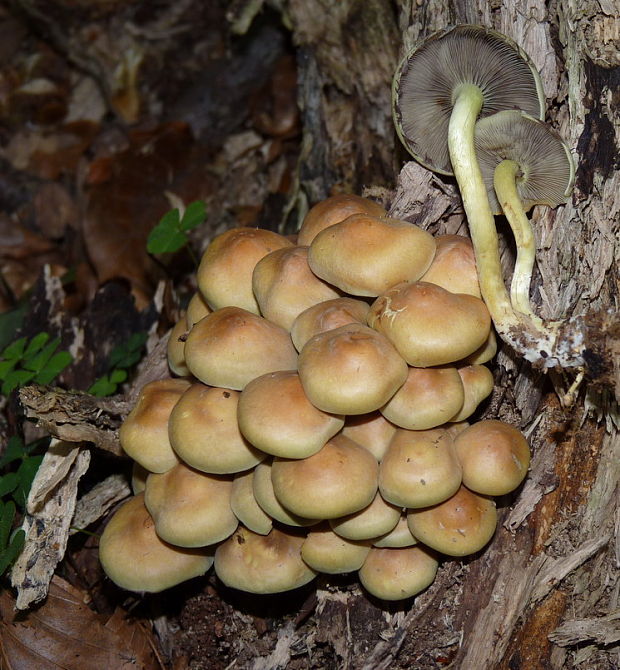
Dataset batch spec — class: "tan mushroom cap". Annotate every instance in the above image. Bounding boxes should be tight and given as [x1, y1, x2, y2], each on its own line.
[379, 428, 462, 508]
[168, 384, 265, 474]
[252, 246, 341, 330]
[329, 490, 401, 541]
[215, 526, 317, 594]
[454, 419, 530, 496]
[358, 545, 439, 601]
[419, 234, 481, 298]
[368, 281, 491, 367]
[301, 523, 371, 574]
[407, 485, 497, 557]
[184, 307, 298, 390]
[99, 493, 213, 593]
[290, 297, 370, 352]
[449, 364, 494, 422]
[185, 291, 211, 329]
[131, 461, 150, 495]
[196, 227, 293, 313]
[373, 515, 418, 548]
[271, 435, 379, 519]
[166, 317, 190, 377]
[461, 329, 497, 365]
[298, 323, 408, 415]
[341, 412, 397, 462]
[380, 366, 465, 431]
[307, 214, 436, 297]
[253, 460, 319, 527]
[237, 371, 344, 459]
[230, 470, 273, 535]
[119, 378, 190, 473]
[297, 193, 386, 246]
[144, 463, 238, 548]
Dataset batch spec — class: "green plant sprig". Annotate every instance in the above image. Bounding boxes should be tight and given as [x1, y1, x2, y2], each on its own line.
[147, 200, 207, 264]
[88, 331, 148, 397]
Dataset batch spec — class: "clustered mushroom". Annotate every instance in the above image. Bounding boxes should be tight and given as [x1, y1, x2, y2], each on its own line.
[98, 24, 548, 602]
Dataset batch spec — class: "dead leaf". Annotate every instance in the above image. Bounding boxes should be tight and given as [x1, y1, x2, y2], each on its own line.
[0, 576, 163, 670]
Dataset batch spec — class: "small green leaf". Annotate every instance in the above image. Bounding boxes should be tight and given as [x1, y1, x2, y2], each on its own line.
[110, 368, 127, 384]
[23, 337, 60, 373]
[23, 332, 50, 359]
[180, 200, 206, 232]
[13, 455, 43, 510]
[34, 350, 73, 385]
[2, 337, 27, 361]
[147, 225, 188, 254]
[0, 473, 19, 498]
[88, 375, 117, 397]
[2, 369, 36, 395]
[108, 332, 147, 369]
[0, 436, 25, 468]
[0, 359, 17, 380]
[0, 500, 16, 549]
[0, 305, 28, 352]
[0, 528, 26, 575]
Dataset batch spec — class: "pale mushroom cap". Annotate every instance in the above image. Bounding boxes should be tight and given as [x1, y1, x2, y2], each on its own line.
[237, 371, 344, 459]
[298, 323, 408, 415]
[341, 412, 397, 462]
[196, 227, 293, 313]
[271, 435, 379, 519]
[379, 428, 462, 508]
[253, 460, 319, 527]
[215, 526, 317, 594]
[144, 463, 238, 547]
[373, 515, 418, 548]
[166, 317, 190, 377]
[358, 545, 439, 601]
[185, 291, 212, 329]
[252, 246, 341, 330]
[99, 493, 214, 593]
[449, 364, 494, 422]
[301, 523, 371, 574]
[381, 366, 465, 431]
[407, 485, 497, 557]
[419, 234, 481, 298]
[307, 214, 436, 297]
[392, 24, 544, 174]
[298, 194, 386, 246]
[475, 110, 575, 213]
[368, 281, 491, 367]
[454, 419, 531, 496]
[119, 378, 190, 473]
[168, 384, 265, 474]
[131, 461, 150, 495]
[329, 490, 401, 541]
[461, 329, 497, 365]
[184, 307, 298, 390]
[290, 297, 370, 352]
[230, 470, 273, 535]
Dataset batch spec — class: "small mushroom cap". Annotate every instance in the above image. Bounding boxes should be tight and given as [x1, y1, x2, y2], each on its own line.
[119, 378, 190, 473]
[461, 329, 497, 365]
[475, 110, 575, 213]
[253, 460, 319, 527]
[419, 235, 481, 298]
[449, 364, 494, 422]
[99, 493, 214, 593]
[454, 419, 530, 496]
[184, 307, 298, 390]
[407, 485, 497, 557]
[185, 292, 211, 329]
[168, 384, 265, 474]
[373, 515, 418, 548]
[368, 282, 491, 368]
[379, 428, 462, 508]
[230, 470, 273, 535]
[381, 366, 465, 431]
[290, 297, 370, 352]
[215, 526, 317, 594]
[307, 214, 436, 297]
[271, 435, 379, 519]
[329, 491, 401, 541]
[131, 461, 150, 495]
[301, 523, 371, 574]
[358, 545, 439, 601]
[298, 194, 386, 246]
[196, 227, 293, 313]
[341, 412, 397, 462]
[298, 323, 408, 415]
[237, 371, 344, 459]
[252, 246, 341, 330]
[145, 464, 238, 548]
[166, 317, 190, 377]
[392, 24, 544, 174]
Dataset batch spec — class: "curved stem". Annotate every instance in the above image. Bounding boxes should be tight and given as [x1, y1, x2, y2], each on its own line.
[493, 159, 542, 325]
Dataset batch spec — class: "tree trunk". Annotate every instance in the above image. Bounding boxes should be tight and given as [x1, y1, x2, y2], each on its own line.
[274, 1, 619, 668]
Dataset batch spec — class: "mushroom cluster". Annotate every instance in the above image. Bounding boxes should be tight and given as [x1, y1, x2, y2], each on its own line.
[99, 190, 531, 601]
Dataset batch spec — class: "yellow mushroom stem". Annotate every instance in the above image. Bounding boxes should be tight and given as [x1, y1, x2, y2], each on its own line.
[493, 158, 541, 325]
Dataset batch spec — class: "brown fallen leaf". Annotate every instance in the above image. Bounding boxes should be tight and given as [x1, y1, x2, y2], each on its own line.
[0, 576, 164, 670]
